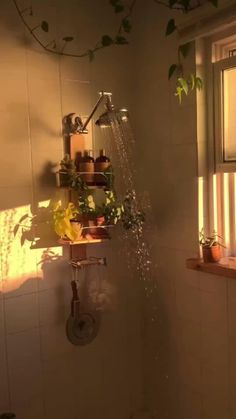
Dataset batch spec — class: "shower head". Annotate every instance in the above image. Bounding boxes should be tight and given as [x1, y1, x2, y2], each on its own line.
[95, 108, 129, 128]
[64, 91, 128, 134]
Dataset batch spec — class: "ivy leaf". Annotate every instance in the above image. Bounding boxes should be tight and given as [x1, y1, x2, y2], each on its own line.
[122, 18, 132, 33]
[101, 35, 113, 47]
[175, 86, 183, 104]
[41, 20, 49, 32]
[88, 49, 94, 62]
[190, 73, 195, 90]
[208, 0, 218, 7]
[168, 64, 178, 79]
[179, 42, 191, 58]
[195, 76, 203, 90]
[62, 36, 74, 42]
[115, 35, 129, 45]
[166, 19, 176, 36]
[178, 77, 188, 95]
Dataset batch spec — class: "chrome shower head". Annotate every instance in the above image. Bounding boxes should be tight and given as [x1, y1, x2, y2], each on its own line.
[95, 108, 129, 128]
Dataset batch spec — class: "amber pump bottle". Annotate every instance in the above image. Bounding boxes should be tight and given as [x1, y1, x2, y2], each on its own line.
[95, 149, 111, 185]
[78, 150, 94, 184]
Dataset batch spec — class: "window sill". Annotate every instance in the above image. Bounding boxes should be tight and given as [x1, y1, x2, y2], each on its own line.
[186, 257, 236, 279]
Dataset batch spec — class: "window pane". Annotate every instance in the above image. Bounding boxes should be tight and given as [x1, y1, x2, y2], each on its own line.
[223, 67, 236, 161]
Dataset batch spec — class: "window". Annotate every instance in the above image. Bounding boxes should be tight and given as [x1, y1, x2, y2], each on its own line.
[214, 55, 236, 171]
[197, 31, 236, 255]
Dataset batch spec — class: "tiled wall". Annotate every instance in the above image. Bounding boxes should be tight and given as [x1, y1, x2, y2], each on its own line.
[131, 2, 235, 419]
[1, 1, 234, 419]
[0, 1, 143, 419]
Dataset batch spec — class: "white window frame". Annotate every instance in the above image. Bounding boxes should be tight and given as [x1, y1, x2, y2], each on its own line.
[214, 54, 236, 173]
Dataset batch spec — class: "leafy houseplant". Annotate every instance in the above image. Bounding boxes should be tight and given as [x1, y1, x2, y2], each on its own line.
[52, 201, 81, 241]
[102, 190, 124, 226]
[58, 154, 76, 187]
[199, 229, 225, 263]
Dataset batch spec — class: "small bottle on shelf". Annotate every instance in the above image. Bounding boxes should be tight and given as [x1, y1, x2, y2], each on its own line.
[95, 149, 111, 185]
[78, 150, 95, 184]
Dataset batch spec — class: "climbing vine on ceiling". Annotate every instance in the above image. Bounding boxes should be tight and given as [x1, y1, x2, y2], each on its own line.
[13, 0, 218, 102]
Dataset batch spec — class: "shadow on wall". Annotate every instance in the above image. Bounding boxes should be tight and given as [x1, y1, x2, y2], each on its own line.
[0, 246, 117, 313]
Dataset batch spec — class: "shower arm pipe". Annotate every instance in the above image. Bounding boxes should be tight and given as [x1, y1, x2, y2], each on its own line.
[81, 91, 112, 133]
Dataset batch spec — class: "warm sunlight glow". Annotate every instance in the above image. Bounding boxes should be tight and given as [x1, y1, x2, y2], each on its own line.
[213, 174, 218, 232]
[198, 176, 204, 232]
[223, 173, 230, 250]
[0, 203, 62, 294]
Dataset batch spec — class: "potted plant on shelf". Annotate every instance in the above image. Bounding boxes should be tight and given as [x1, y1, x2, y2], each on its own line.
[199, 228, 226, 263]
[52, 201, 82, 241]
[102, 190, 124, 226]
[58, 154, 76, 187]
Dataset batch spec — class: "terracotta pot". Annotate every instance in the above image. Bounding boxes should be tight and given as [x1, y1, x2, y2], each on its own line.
[96, 216, 105, 226]
[202, 244, 221, 263]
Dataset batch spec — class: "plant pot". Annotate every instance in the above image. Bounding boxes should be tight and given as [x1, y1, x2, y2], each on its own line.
[202, 244, 221, 263]
[96, 216, 105, 226]
[58, 170, 72, 188]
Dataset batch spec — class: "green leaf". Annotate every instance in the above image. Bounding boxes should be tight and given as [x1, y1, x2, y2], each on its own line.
[190, 73, 195, 90]
[122, 18, 132, 33]
[178, 77, 189, 95]
[208, 0, 218, 7]
[115, 35, 129, 45]
[62, 36, 74, 42]
[41, 21, 49, 32]
[168, 64, 178, 79]
[166, 19, 176, 36]
[175, 86, 183, 104]
[195, 76, 203, 90]
[101, 35, 113, 47]
[179, 42, 191, 58]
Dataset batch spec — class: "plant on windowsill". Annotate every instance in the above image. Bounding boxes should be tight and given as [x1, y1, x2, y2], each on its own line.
[199, 228, 226, 263]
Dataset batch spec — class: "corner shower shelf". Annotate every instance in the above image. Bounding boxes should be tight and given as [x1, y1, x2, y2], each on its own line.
[59, 237, 110, 246]
[56, 171, 113, 189]
[186, 257, 236, 279]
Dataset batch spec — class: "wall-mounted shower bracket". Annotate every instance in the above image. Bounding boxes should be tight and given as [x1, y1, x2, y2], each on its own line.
[69, 256, 107, 270]
[63, 91, 113, 135]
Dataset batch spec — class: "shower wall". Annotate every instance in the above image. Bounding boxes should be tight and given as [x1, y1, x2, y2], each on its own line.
[132, 2, 234, 419]
[0, 1, 143, 419]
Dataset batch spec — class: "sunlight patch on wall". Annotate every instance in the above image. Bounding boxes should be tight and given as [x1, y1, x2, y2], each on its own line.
[0, 204, 62, 294]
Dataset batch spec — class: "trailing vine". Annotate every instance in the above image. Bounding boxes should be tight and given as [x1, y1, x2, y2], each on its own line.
[13, 0, 218, 101]
[12, 0, 135, 61]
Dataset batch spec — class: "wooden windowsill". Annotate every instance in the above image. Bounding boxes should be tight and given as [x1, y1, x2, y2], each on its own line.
[186, 257, 236, 279]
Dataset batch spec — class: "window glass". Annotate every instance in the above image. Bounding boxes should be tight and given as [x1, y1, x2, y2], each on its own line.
[223, 66, 236, 161]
